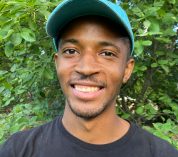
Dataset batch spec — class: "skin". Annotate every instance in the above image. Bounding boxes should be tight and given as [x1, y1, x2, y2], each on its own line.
[54, 16, 135, 144]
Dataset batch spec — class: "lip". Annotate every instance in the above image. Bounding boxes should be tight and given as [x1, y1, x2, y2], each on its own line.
[70, 81, 105, 101]
[70, 80, 105, 88]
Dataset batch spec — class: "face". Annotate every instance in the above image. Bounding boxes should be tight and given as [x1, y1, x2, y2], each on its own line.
[54, 17, 134, 120]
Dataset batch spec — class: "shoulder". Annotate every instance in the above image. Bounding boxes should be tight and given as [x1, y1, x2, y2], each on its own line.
[11, 116, 60, 143]
[0, 116, 61, 157]
[133, 123, 178, 157]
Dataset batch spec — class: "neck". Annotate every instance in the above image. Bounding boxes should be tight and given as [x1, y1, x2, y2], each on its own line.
[62, 104, 130, 144]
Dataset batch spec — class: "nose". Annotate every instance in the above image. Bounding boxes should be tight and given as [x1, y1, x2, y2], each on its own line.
[75, 53, 100, 76]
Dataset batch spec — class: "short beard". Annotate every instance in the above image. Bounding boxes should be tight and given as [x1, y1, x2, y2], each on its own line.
[66, 99, 108, 120]
[66, 89, 118, 121]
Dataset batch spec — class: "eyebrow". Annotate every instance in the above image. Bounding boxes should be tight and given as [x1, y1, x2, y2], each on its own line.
[59, 39, 79, 47]
[59, 39, 120, 52]
[98, 41, 120, 52]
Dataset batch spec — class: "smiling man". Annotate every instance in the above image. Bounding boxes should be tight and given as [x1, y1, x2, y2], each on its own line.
[0, 0, 178, 157]
[54, 15, 134, 146]
[56, 16, 134, 121]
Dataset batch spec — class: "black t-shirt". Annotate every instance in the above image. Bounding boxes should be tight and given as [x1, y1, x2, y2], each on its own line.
[0, 116, 177, 157]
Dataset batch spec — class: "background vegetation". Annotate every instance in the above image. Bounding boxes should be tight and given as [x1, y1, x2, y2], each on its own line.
[0, 0, 177, 148]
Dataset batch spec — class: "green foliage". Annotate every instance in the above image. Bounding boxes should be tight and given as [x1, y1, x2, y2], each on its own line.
[0, 0, 64, 144]
[0, 103, 48, 143]
[144, 119, 178, 149]
[118, 0, 178, 148]
[0, 0, 177, 149]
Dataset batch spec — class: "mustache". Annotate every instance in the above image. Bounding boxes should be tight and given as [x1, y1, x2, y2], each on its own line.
[68, 74, 107, 87]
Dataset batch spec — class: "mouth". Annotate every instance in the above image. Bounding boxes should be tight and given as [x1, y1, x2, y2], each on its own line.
[70, 82, 105, 100]
[72, 84, 102, 93]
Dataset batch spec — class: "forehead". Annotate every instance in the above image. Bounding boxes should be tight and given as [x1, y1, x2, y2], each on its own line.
[58, 15, 128, 40]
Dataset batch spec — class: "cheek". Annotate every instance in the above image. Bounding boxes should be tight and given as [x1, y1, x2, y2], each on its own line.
[56, 58, 78, 89]
[56, 60, 71, 83]
[105, 64, 126, 86]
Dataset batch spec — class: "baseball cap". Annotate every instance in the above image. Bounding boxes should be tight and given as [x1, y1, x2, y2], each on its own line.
[46, 0, 134, 55]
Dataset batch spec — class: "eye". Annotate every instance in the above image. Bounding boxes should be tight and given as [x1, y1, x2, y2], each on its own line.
[100, 51, 116, 57]
[63, 49, 79, 55]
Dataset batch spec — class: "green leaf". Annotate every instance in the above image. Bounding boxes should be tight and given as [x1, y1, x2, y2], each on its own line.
[136, 106, 144, 114]
[143, 20, 151, 28]
[0, 86, 5, 93]
[158, 60, 169, 65]
[39, 9, 50, 19]
[149, 19, 161, 35]
[151, 63, 158, 68]
[156, 51, 165, 56]
[16, 89, 26, 95]
[2, 29, 14, 40]
[153, 1, 164, 7]
[142, 40, 152, 46]
[5, 42, 14, 57]
[134, 41, 144, 56]
[155, 37, 171, 43]
[10, 33, 22, 46]
[121, 113, 130, 119]
[2, 97, 14, 107]
[3, 82, 12, 90]
[161, 65, 169, 73]
[28, 20, 37, 31]
[144, 6, 161, 16]
[43, 67, 54, 80]
[132, 7, 144, 17]
[0, 70, 8, 76]
[163, 109, 172, 114]
[139, 66, 147, 71]
[169, 0, 176, 4]
[138, 28, 147, 36]
[20, 28, 36, 42]
[10, 64, 18, 72]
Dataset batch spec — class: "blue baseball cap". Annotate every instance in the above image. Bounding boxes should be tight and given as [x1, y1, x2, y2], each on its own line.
[46, 0, 134, 55]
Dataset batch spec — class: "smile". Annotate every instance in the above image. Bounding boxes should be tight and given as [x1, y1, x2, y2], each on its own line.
[74, 85, 100, 92]
[70, 83, 105, 100]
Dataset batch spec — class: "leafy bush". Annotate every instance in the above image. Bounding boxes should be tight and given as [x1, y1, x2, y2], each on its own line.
[117, 0, 178, 148]
[0, 0, 177, 149]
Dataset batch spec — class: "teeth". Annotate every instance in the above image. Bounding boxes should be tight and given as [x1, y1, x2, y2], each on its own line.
[74, 85, 100, 92]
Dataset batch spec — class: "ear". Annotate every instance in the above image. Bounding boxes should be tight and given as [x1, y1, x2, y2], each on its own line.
[123, 58, 135, 83]
[54, 53, 59, 69]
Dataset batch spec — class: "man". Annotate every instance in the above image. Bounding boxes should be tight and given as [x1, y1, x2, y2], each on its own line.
[0, 0, 177, 156]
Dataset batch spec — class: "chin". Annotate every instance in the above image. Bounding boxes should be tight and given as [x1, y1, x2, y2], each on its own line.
[70, 106, 106, 120]
[66, 98, 111, 120]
